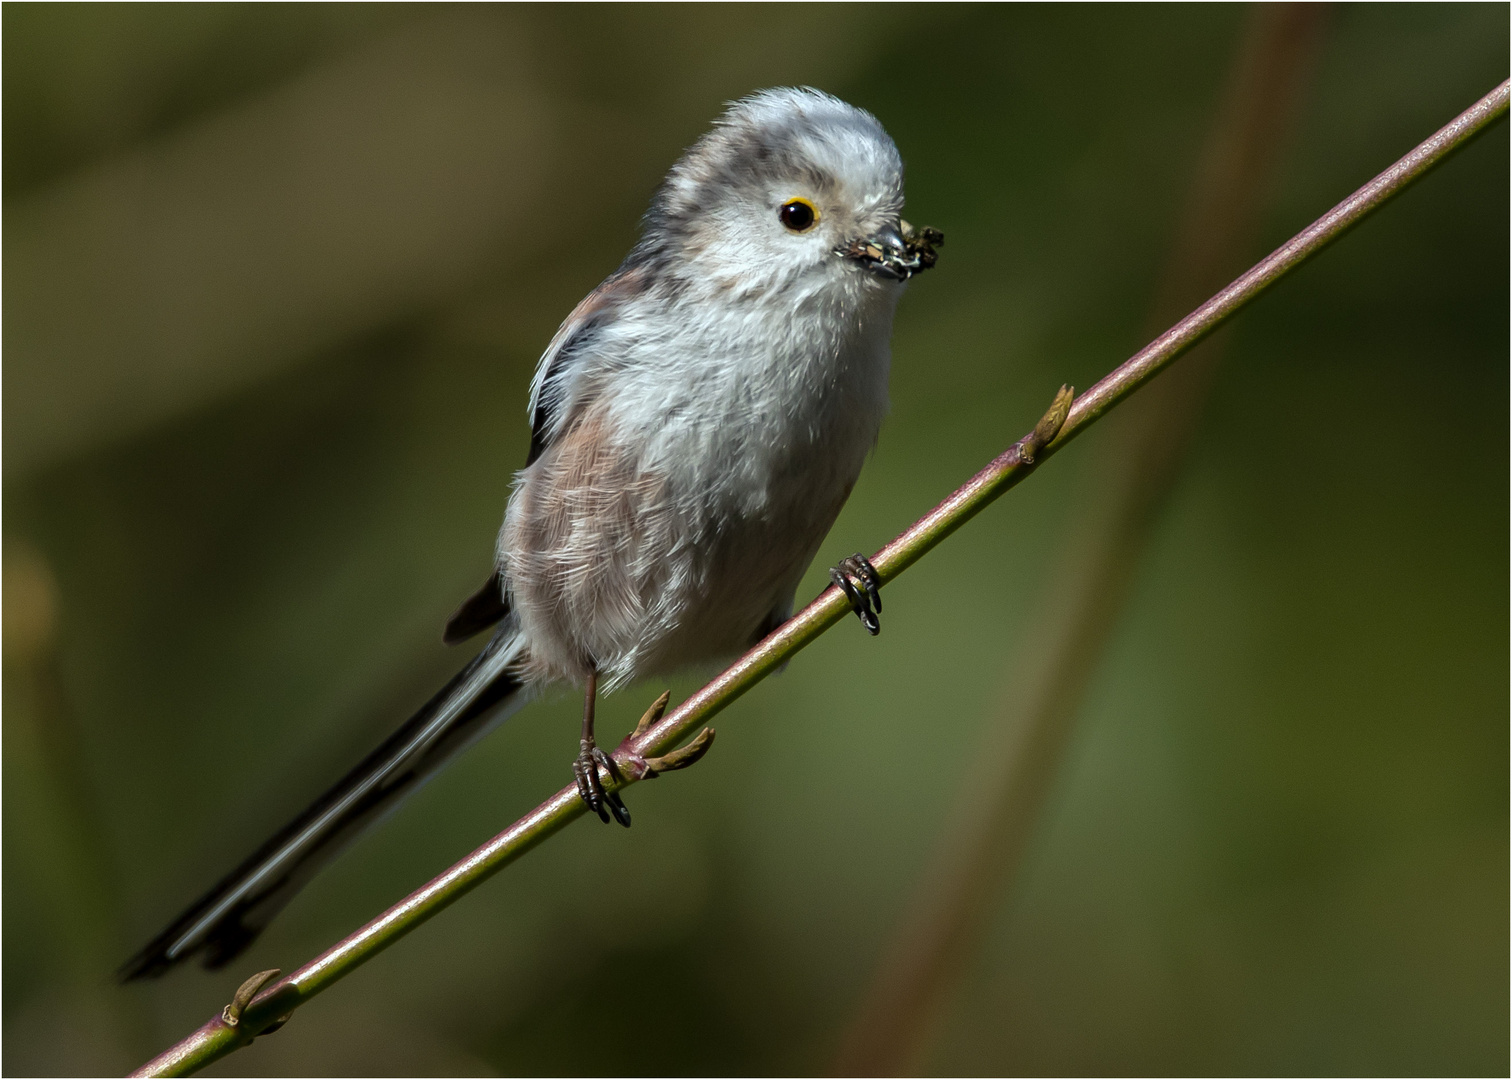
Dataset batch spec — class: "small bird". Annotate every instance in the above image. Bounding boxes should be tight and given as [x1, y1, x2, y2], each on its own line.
[122, 87, 941, 979]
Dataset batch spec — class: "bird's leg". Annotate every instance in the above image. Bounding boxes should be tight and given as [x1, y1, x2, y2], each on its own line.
[830, 553, 883, 635]
[571, 667, 631, 827]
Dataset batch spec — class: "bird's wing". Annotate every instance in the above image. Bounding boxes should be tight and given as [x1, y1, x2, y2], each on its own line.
[443, 266, 653, 645]
[443, 573, 510, 643]
[525, 264, 649, 466]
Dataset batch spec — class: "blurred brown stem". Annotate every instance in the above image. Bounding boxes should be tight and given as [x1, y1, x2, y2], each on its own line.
[831, 5, 1327, 1074]
[3, 541, 154, 1067]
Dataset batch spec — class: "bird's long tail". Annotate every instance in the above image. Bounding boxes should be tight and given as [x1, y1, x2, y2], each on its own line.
[120, 630, 527, 980]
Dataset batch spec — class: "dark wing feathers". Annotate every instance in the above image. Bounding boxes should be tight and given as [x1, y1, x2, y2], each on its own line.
[444, 574, 509, 644]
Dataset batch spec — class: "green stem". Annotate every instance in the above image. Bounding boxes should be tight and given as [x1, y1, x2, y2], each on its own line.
[130, 77, 1509, 1080]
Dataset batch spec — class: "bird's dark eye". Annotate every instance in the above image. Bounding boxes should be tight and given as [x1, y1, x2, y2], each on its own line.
[779, 197, 818, 232]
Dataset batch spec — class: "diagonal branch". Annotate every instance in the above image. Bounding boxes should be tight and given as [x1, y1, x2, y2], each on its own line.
[130, 77, 1509, 1080]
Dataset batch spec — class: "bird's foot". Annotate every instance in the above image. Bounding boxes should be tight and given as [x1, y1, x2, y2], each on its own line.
[573, 739, 631, 828]
[830, 553, 882, 635]
[573, 692, 716, 826]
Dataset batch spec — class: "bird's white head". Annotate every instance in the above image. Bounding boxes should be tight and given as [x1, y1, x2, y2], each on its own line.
[630, 87, 929, 296]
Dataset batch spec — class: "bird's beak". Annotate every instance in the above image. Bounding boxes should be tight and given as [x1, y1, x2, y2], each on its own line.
[838, 219, 944, 281]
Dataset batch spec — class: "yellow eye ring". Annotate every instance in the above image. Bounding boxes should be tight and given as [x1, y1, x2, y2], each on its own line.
[778, 197, 819, 232]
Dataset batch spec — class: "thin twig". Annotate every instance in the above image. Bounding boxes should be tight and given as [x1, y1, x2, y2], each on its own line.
[831, 5, 1327, 1072]
[130, 77, 1510, 1080]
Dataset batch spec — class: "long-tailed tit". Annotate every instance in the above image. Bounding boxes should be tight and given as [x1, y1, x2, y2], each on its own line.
[123, 87, 942, 979]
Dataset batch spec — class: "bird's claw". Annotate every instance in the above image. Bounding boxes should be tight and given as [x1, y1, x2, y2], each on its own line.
[575, 691, 716, 825]
[573, 740, 631, 827]
[831, 553, 882, 635]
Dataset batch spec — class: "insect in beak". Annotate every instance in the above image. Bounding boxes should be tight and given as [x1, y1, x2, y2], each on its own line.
[839, 219, 945, 280]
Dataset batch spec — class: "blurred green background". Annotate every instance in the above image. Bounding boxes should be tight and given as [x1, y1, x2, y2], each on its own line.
[3, 4, 1506, 1075]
